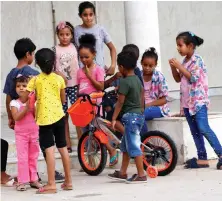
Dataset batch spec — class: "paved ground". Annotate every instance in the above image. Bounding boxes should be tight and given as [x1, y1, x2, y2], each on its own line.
[1, 163, 222, 201]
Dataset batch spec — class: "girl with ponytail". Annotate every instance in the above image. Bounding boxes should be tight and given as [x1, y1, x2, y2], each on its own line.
[169, 31, 222, 170]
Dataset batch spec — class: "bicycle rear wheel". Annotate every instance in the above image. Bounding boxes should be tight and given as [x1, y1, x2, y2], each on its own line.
[78, 131, 107, 176]
[141, 131, 178, 176]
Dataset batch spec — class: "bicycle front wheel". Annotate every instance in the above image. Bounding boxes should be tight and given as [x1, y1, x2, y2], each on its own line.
[78, 131, 107, 176]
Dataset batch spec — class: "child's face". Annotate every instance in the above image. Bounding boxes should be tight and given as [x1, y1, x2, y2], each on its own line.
[16, 82, 28, 97]
[58, 27, 73, 46]
[176, 38, 193, 56]
[80, 8, 95, 27]
[79, 48, 95, 67]
[118, 65, 126, 77]
[141, 57, 157, 75]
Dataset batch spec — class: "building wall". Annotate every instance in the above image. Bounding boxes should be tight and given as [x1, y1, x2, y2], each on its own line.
[158, 1, 222, 90]
[1, 1, 222, 114]
[0, 1, 126, 114]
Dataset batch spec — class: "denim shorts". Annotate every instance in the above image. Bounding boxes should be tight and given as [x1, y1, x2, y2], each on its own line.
[121, 113, 145, 158]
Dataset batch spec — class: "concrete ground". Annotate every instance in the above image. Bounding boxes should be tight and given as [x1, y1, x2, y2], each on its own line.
[1, 163, 222, 201]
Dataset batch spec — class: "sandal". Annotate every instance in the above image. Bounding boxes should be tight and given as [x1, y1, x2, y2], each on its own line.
[67, 147, 73, 153]
[216, 158, 222, 170]
[61, 183, 73, 190]
[184, 158, 209, 169]
[36, 186, 57, 194]
[109, 152, 118, 167]
[1, 177, 17, 187]
[16, 183, 27, 191]
[30, 181, 43, 189]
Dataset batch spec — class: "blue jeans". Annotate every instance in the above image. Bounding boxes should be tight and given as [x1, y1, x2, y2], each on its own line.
[121, 113, 145, 158]
[141, 106, 164, 135]
[184, 105, 222, 160]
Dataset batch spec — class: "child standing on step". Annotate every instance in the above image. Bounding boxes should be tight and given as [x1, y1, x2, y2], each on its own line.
[53, 21, 81, 152]
[10, 75, 42, 191]
[27, 48, 72, 194]
[169, 31, 222, 170]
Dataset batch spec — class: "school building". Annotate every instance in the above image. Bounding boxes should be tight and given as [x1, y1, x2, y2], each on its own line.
[1, 1, 222, 114]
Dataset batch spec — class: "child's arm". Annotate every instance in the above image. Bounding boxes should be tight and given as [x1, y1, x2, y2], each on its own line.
[60, 89, 66, 104]
[146, 97, 167, 108]
[11, 101, 29, 121]
[170, 58, 192, 80]
[112, 93, 125, 129]
[106, 42, 117, 76]
[85, 66, 104, 91]
[141, 88, 145, 113]
[104, 72, 122, 89]
[169, 59, 181, 83]
[6, 95, 14, 129]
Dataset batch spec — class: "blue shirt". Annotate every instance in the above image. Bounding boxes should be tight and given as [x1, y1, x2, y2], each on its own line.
[3, 66, 39, 99]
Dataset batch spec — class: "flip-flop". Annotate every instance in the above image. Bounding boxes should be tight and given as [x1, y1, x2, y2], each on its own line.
[109, 152, 118, 167]
[36, 187, 57, 194]
[30, 181, 43, 189]
[61, 183, 73, 190]
[184, 158, 209, 169]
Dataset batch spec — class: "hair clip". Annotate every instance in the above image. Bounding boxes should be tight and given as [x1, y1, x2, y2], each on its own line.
[57, 21, 66, 30]
[189, 31, 195, 37]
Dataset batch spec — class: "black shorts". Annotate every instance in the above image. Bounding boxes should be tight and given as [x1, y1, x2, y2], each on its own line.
[39, 117, 66, 151]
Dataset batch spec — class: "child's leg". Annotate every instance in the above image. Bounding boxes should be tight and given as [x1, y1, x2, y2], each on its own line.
[29, 133, 40, 182]
[123, 113, 146, 177]
[120, 152, 130, 175]
[15, 134, 30, 184]
[195, 105, 222, 158]
[64, 115, 72, 150]
[57, 147, 72, 186]
[54, 117, 72, 186]
[76, 126, 82, 140]
[39, 125, 57, 190]
[184, 108, 208, 161]
[144, 106, 163, 121]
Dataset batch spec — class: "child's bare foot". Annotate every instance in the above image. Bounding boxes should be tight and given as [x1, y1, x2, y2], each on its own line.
[36, 184, 57, 194]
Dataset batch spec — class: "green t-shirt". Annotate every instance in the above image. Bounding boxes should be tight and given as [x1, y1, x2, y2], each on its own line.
[118, 75, 142, 115]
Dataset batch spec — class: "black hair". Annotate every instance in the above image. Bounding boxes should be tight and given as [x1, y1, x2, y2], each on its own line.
[117, 51, 137, 70]
[78, 33, 96, 54]
[176, 31, 204, 48]
[141, 47, 158, 64]
[35, 48, 55, 75]
[78, 1, 96, 16]
[14, 38, 36, 60]
[122, 44, 140, 60]
[15, 76, 29, 85]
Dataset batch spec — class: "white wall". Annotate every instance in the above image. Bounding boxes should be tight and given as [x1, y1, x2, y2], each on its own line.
[158, 1, 222, 90]
[0, 1, 125, 114]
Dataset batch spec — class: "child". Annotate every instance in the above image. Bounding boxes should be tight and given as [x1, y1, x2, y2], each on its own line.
[141, 47, 169, 123]
[53, 21, 81, 153]
[108, 51, 147, 183]
[169, 31, 222, 170]
[75, 1, 116, 75]
[77, 33, 118, 167]
[10, 75, 42, 191]
[27, 48, 73, 194]
[3, 38, 65, 183]
[3, 38, 38, 130]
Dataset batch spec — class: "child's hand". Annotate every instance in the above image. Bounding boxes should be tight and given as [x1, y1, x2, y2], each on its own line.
[106, 65, 115, 76]
[114, 72, 122, 79]
[8, 118, 15, 130]
[111, 120, 116, 130]
[85, 65, 91, 77]
[169, 58, 181, 69]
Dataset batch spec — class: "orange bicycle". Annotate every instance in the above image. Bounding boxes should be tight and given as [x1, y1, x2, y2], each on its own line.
[68, 92, 178, 177]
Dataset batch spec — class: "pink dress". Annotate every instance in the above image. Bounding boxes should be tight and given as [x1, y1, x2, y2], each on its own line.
[10, 99, 39, 183]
